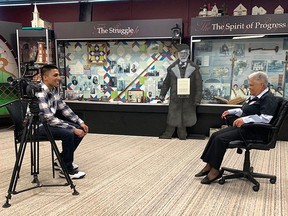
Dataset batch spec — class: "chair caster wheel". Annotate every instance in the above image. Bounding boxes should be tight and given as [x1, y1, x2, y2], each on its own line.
[218, 178, 225, 185]
[270, 177, 276, 184]
[253, 184, 259, 192]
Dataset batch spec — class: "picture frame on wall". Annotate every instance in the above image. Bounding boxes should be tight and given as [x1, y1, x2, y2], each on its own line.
[88, 43, 107, 65]
[127, 90, 144, 103]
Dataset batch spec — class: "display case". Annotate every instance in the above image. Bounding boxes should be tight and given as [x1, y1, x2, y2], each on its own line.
[54, 19, 182, 103]
[16, 28, 55, 79]
[191, 14, 288, 104]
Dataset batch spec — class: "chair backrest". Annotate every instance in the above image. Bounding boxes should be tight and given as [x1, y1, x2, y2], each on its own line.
[254, 97, 288, 149]
[6, 100, 28, 143]
[269, 97, 288, 133]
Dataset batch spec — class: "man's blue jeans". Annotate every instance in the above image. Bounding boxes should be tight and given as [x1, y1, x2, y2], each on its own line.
[38, 121, 83, 172]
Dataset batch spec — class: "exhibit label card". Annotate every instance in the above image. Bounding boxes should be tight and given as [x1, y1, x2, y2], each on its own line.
[177, 78, 190, 95]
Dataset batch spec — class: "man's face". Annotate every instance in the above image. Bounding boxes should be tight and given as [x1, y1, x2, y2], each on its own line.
[178, 49, 189, 63]
[43, 69, 61, 89]
[249, 79, 265, 96]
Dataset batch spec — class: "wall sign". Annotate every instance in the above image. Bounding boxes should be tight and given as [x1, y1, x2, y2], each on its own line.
[191, 14, 288, 36]
[54, 19, 182, 39]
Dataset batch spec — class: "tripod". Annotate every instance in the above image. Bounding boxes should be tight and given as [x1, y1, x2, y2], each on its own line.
[2, 99, 79, 208]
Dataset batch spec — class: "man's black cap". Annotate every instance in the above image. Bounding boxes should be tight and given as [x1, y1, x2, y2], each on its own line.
[176, 43, 190, 51]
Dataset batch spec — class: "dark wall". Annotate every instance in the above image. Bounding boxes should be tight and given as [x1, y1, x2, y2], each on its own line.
[1, 0, 288, 38]
[0, 21, 21, 51]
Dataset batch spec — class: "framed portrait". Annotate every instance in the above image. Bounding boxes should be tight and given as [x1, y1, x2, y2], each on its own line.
[88, 43, 107, 65]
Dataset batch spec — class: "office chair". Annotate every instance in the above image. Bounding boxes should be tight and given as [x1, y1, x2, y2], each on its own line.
[6, 100, 57, 177]
[218, 97, 288, 191]
[5, 100, 29, 155]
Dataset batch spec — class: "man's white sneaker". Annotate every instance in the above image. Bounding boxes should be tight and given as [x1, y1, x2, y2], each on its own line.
[54, 159, 79, 171]
[59, 170, 86, 179]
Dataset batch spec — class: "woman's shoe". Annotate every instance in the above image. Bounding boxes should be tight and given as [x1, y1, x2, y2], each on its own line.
[194, 170, 209, 177]
[200, 170, 223, 184]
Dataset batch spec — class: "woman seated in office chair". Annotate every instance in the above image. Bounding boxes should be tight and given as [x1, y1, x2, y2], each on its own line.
[195, 71, 278, 184]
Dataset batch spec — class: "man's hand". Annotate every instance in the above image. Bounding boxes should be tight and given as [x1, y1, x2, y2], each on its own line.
[74, 123, 89, 138]
[80, 123, 89, 133]
[233, 118, 244, 128]
[74, 128, 86, 138]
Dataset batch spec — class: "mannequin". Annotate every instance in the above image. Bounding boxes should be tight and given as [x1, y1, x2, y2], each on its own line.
[159, 43, 203, 140]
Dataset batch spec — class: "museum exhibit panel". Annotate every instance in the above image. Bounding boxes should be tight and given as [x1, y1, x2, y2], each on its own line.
[190, 14, 288, 140]
[190, 14, 288, 104]
[54, 19, 181, 103]
[53, 19, 204, 137]
[53, 19, 230, 138]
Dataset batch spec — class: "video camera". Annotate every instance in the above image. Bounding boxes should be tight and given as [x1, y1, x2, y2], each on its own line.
[7, 62, 42, 100]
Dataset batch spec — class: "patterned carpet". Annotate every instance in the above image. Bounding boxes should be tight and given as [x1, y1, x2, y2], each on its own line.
[0, 128, 287, 216]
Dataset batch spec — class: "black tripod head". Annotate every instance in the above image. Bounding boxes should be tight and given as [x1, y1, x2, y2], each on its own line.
[27, 97, 40, 115]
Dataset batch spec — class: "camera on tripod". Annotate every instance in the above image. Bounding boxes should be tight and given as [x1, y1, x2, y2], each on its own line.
[7, 62, 42, 100]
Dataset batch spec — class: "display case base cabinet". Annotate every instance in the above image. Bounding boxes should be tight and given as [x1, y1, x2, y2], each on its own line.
[66, 102, 288, 141]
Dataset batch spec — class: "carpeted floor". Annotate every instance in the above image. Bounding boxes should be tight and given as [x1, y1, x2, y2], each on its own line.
[0, 128, 287, 216]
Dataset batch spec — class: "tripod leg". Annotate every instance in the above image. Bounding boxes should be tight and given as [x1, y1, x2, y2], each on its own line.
[41, 121, 79, 196]
[30, 123, 41, 186]
[2, 117, 32, 208]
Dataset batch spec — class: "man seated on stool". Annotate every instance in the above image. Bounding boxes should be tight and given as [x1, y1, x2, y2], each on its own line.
[195, 71, 278, 184]
[36, 64, 89, 179]
[159, 43, 202, 140]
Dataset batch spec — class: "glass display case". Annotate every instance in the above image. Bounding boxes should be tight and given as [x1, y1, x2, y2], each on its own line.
[16, 28, 55, 79]
[190, 14, 288, 104]
[191, 35, 288, 104]
[56, 39, 177, 102]
[54, 19, 182, 103]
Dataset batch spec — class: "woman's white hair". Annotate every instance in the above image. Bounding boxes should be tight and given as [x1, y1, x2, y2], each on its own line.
[248, 71, 268, 87]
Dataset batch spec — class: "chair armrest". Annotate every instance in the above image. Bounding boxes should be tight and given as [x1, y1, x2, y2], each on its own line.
[240, 122, 273, 130]
[238, 122, 277, 150]
[239, 123, 276, 138]
[225, 115, 238, 126]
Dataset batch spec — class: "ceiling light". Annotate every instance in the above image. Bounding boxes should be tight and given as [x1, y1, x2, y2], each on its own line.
[232, 35, 265, 40]
[87, 0, 129, 2]
[0, 3, 31, 6]
[36, 1, 79, 5]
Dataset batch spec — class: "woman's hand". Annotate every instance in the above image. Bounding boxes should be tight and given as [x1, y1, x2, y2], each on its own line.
[221, 110, 230, 119]
[233, 118, 244, 127]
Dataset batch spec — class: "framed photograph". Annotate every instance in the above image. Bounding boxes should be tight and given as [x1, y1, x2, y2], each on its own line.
[251, 60, 267, 72]
[88, 43, 107, 65]
[109, 76, 117, 87]
[195, 56, 202, 66]
[195, 40, 213, 52]
[267, 60, 284, 72]
[118, 80, 125, 91]
[234, 44, 245, 57]
[127, 90, 144, 103]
